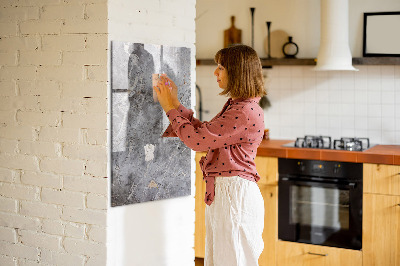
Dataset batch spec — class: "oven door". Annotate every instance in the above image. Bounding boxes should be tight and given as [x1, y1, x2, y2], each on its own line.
[278, 176, 362, 250]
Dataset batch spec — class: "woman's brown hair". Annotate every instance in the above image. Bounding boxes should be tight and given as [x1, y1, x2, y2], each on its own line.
[214, 44, 266, 99]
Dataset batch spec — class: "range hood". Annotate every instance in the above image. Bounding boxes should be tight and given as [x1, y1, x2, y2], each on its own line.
[314, 0, 358, 71]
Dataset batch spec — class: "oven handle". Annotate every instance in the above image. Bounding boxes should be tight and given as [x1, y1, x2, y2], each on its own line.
[280, 177, 357, 189]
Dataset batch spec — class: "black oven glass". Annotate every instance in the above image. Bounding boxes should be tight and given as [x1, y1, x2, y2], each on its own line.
[291, 186, 350, 230]
[278, 158, 362, 250]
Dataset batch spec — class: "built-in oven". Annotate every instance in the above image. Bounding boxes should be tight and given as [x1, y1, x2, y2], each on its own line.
[278, 158, 363, 250]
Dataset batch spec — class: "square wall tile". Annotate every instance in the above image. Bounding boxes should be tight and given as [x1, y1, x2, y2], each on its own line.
[291, 67, 304, 78]
[367, 77, 381, 91]
[354, 90, 368, 104]
[382, 117, 396, 131]
[368, 117, 382, 131]
[315, 77, 329, 90]
[381, 66, 395, 77]
[328, 88, 341, 103]
[291, 77, 304, 90]
[382, 104, 395, 118]
[316, 115, 330, 128]
[382, 90, 395, 104]
[382, 78, 395, 91]
[367, 91, 381, 105]
[355, 116, 368, 130]
[341, 128, 355, 137]
[341, 117, 355, 129]
[355, 104, 368, 116]
[367, 104, 382, 118]
[341, 103, 355, 116]
[367, 129, 382, 144]
[381, 131, 396, 144]
[394, 66, 400, 78]
[316, 89, 329, 103]
[304, 102, 316, 115]
[341, 89, 355, 104]
[329, 116, 342, 130]
[316, 103, 329, 115]
[329, 103, 341, 116]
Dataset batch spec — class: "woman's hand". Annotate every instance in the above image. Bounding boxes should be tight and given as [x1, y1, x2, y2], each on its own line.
[160, 74, 180, 108]
[153, 76, 175, 113]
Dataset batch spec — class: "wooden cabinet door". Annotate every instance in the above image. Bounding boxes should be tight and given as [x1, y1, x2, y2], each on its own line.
[195, 152, 207, 258]
[364, 164, 400, 196]
[255, 156, 278, 186]
[276, 241, 362, 266]
[363, 193, 400, 266]
[259, 185, 278, 266]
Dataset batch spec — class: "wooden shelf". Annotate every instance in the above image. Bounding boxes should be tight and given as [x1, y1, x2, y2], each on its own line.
[196, 57, 400, 67]
[352, 57, 400, 65]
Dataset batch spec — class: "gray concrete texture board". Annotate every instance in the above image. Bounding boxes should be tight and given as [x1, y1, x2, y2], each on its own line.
[111, 41, 192, 207]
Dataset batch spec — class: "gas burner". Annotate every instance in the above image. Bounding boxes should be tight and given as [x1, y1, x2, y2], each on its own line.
[283, 136, 372, 151]
[295, 135, 332, 149]
[333, 137, 370, 151]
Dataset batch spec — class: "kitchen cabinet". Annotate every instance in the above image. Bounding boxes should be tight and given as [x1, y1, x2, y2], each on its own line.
[363, 193, 400, 266]
[363, 163, 400, 196]
[255, 156, 278, 186]
[259, 184, 278, 266]
[276, 241, 362, 266]
[194, 154, 279, 266]
[195, 152, 207, 258]
[363, 163, 400, 266]
[195, 155, 400, 265]
[255, 157, 278, 266]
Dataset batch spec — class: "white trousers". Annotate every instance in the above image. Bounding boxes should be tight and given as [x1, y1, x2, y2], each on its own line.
[205, 176, 264, 266]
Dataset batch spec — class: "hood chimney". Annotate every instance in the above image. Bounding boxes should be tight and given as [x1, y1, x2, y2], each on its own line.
[314, 0, 358, 71]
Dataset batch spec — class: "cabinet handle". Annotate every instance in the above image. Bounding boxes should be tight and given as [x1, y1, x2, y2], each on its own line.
[397, 204, 400, 207]
[307, 252, 328, 256]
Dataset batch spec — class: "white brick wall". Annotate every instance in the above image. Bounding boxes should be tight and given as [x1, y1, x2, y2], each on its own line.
[0, 0, 108, 265]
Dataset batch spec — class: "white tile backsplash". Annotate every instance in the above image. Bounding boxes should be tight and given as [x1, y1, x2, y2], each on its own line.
[196, 65, 400, 144]
[382, 90, 395, 104]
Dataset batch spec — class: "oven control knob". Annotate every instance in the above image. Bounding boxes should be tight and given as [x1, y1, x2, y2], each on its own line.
[334, 164, 341, 174]
[334, 168, 339, 174]
[298, 161, 305, 171]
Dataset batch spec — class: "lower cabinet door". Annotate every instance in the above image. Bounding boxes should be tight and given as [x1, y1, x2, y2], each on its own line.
[258, 185, 278, 266]
[195, 152, 207, 258]
[363, 193, 400, 266]
[276, 241, 362, 266]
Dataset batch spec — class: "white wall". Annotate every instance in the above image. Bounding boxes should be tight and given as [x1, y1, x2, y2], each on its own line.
[196, 0, 400, 58]
[196, 0, 400, 145]
[107, 1, 197, 266]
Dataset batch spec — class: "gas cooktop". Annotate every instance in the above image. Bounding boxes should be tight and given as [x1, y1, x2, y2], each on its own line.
[282, 135, 375, 151]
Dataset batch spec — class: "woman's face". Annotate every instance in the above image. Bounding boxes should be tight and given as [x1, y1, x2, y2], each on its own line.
[214, 64, 228, 90]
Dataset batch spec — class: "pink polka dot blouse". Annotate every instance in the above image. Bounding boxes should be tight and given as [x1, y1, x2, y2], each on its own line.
[162, 97, 265, 205]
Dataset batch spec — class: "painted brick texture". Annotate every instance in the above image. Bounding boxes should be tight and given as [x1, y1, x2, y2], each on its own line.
[0, 0, 108, 265]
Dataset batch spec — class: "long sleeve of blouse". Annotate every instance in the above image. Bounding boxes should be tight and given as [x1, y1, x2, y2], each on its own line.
[162, 104, 202, 138]
[165, 104, 249, 152]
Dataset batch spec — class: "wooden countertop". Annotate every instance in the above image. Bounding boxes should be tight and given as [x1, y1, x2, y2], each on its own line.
[256, 139, 400, 165]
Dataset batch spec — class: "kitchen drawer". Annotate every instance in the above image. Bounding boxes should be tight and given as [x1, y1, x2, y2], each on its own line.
[364, 164, 400, 196]
[276, 241, 362, 266]
[255, 156, 278, 186]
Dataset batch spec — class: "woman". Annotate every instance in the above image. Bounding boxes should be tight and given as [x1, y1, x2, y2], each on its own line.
[154, 44, 266, 266]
